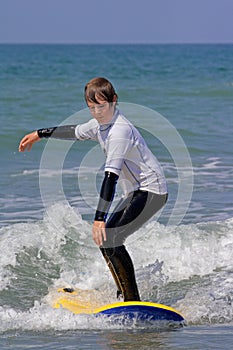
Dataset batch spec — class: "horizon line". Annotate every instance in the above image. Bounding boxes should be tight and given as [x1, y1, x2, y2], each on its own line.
[0, 41, 233, 45]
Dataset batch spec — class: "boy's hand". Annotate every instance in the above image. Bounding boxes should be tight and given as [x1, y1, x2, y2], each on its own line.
[92, 221, 107, 246]
[18, 131, 40, 152]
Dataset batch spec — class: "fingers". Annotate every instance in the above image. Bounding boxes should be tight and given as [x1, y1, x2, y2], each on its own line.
[102, 227, 107, 243]
[18, 136, 29, 152]
[92, 221, 107, 246]
[18, 131, 39, 152]
[92, 226, 105, 246]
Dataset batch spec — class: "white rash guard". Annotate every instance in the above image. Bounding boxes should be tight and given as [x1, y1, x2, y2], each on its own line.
[75, 109, 167, 196]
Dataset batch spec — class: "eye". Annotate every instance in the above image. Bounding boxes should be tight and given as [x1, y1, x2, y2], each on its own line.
[89, 103, 108, 112]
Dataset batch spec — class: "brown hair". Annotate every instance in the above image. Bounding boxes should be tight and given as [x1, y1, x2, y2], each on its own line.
[84, 77, 118, 104]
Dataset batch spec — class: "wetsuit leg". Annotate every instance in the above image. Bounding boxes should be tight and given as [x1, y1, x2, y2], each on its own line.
[100, 190, 167, 301]
[100, 247, 123, 299]
[100, 245, 140, 301]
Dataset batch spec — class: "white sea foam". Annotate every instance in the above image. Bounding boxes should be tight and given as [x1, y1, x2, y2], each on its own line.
[0, 202, 232, 330]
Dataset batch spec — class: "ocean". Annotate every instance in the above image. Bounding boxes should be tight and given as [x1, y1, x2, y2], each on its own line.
[0, 44, 233, 349]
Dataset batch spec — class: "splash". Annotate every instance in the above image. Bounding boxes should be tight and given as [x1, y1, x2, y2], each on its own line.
[0, 203, 233, 330]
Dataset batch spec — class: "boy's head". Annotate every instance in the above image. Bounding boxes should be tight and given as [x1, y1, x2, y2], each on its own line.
[84, 77, 118, 105]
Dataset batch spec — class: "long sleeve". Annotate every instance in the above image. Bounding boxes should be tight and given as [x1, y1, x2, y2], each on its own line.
[37, 125, 77, 139]
[94, 171, 119, 221]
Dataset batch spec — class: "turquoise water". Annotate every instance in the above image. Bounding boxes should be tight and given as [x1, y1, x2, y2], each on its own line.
[0, 44, 233, 348]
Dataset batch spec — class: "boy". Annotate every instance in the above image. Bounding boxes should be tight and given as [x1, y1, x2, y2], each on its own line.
[19, 77, 168, 301]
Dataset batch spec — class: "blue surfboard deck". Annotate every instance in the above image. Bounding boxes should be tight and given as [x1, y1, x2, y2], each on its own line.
[51, 288, 185, 324]
[96, 301, 184, 322]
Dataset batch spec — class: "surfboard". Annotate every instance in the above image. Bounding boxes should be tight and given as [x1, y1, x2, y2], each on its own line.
[50, 287, 185, 324]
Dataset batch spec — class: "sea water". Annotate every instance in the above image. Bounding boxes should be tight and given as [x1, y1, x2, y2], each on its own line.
[0, 44, 233, 349]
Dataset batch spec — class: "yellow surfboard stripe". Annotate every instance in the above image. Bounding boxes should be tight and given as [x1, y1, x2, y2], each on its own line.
[53, 289, 184, 319]
[94, 301, 184, 317]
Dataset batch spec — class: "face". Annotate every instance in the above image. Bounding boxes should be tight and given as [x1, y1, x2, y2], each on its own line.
[87, 95, 117, 124]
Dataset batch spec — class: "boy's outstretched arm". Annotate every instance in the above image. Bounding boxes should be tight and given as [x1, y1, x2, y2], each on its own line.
[19, 125, 77, 152]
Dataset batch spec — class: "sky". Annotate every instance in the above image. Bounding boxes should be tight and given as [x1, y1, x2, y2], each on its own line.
[0, 0, 233, 44]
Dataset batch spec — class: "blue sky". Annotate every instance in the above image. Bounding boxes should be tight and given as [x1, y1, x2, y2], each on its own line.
[0, 0, 233, 44]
